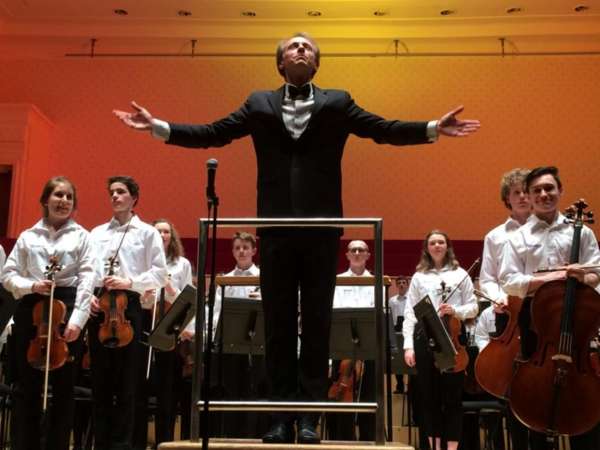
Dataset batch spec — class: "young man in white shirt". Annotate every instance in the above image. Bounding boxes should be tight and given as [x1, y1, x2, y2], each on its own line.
[88, 175, 167, 450]
[499, 166, 600, 450]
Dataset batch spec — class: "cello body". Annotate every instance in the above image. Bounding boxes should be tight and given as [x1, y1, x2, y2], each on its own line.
[509, 280, 600, 435]
[475, 295, 523, 399]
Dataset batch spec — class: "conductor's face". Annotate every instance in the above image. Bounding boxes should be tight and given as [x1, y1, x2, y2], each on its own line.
[278, 36, 318, 83]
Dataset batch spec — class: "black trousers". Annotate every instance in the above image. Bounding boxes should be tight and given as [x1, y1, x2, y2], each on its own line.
[414, 329, 464, 443]
[259, 231, 340, 422]
[89, 291, 142, 450]
[12, 288, 82, 450]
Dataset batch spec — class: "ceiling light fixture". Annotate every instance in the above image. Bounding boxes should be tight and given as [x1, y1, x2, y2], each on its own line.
[241, 11, 256, 17]
[574, 5, 589, 12]
[440, 9, 456, 16]
[506, 7, 522, 14]
[178, 10, 192, 17]
[373, 10, 388, 17]
[307, 11, 322, 17]
[113, 9, 128, 16]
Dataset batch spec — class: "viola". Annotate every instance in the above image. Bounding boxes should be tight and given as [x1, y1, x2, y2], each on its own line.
[98, 258, 134, 348]
[27, 256, 69, 371]
[508, 200, 600, 436]
[328, 359, 364, 402]
[474, 290, 523, 399]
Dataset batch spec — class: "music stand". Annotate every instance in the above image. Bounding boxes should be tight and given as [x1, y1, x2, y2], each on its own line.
[213, 297, 265, 356]
[0, 285, 17, 336]
[413, 295, 457, 372]
[329, 307, 377, 361]
[148, 284, 196, 352]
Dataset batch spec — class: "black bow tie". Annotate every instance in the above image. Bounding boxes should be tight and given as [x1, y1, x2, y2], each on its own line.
[288, 83, 311, 99]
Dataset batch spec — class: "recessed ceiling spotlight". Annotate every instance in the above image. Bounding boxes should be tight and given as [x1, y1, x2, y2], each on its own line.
[178, 10, 192, 17]
[574, 5, 589, 12]
[113, 9, 128, 16]
[307, 10, 322, 17]
[440, 9, 456, 16]
[506, 7, 522, 14]
[373, 10, 388, 17]
[241, 10, 256, 17]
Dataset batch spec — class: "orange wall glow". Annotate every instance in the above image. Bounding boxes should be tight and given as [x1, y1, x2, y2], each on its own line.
[0, 55, 599, 240]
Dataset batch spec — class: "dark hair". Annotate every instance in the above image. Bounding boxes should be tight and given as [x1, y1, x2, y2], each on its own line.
[107, 175, 140, 206]
[153, 219, 184, 262]
[500, 168, 530, 209]
[525, 166, 562, 192]
[233, 231, 256, 249]
[416, 229, 459, 272]
[276, 32, 320, 78]
[39, 176, 77, 217]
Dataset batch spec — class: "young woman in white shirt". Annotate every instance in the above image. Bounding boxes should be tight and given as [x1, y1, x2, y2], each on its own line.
[1, 176, 95, 450]
[402, 230, 478, 450]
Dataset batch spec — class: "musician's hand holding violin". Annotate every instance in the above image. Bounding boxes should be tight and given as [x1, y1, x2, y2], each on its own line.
[404, 349, 416, 367]
[90, 295, 101, 316]
[63, 323, 82, 342]
[104, 275, 132, 291]
[32, 280, 53, 295]
[493, 297, 508, 314]
[438, 303, 455, 317]
[179, 329, 194, 341]
[141, 289, 156, 307]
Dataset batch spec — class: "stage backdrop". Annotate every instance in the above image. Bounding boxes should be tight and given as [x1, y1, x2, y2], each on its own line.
[0, 54, 599, 244]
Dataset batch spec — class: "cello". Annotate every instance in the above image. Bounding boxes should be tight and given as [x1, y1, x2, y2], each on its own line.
[474, 289, 523, 399]
[508, 200, 600, 436]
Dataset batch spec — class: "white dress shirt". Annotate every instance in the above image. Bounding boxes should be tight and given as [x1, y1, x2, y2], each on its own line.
[499, 212, 600, 298]
[0, 219, 96, 329]
[402, 266, 478, 350]
[0, 244, 6, 271]
[333, 268, 374, 308]
[479, 217, 523, 302]
[166, 256, 193, 302]
[473, 305, 496, 351]
[90, 214, 167, 295]
[389, 293, 407, 322]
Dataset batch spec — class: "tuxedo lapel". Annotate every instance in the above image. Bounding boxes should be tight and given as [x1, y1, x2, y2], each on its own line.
[267, 85, 285, 126]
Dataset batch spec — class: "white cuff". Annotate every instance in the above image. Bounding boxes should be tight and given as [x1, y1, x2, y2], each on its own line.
[426, 120, 439, 142]
[151, 119, 171, 141]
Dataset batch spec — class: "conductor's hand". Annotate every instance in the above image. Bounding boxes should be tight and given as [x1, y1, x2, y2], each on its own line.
[404, 349, 416, 368]
[437, 106, 481, 137]
[113, 101, 155, 131]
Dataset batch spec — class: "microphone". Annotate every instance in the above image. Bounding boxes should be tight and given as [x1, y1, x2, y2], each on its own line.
[206, 158, 218, 204]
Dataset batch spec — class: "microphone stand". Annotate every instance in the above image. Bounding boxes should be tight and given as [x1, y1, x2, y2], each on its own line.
[201, 173, 219, 450]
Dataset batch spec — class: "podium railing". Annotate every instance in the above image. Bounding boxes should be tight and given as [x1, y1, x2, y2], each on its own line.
[192, 218, 386, 444]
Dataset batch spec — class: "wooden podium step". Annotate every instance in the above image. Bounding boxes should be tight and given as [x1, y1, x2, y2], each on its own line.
[159, 439, 414, 450]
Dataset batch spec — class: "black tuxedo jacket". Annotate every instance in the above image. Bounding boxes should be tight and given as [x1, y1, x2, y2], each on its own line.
[167, 85, 430, 219]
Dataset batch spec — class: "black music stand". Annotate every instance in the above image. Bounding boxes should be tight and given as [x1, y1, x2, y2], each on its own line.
[213, 297, 265, 356]
[148, 284, 196, 352]
[413, 295, 456, 372]
[329, 307, 377, 361]
[0, 285, 17, 336]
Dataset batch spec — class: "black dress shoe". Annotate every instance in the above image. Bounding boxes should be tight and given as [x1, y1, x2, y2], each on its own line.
[297, 417, 321, 444]
[262, 422, 295, 444]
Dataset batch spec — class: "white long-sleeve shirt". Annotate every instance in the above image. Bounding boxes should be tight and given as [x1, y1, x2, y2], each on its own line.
[499, 212, 600, 298]
[90, 214, 167, 295]
[479, 217, 522, 303]
[473, 305, 496, 351]
[402, 266, 478, 350]
[0, 219, 96, 329]
[0, 244, 5, 270]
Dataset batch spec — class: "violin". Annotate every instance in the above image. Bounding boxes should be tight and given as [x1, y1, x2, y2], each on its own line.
[27, 255, 69, 371]
[98, 257, 134, 348]
[508, 200, 600, 436]
[474, 289, 523, 399]
[328, 359, 364, 402]
[436, 258, 480, 373]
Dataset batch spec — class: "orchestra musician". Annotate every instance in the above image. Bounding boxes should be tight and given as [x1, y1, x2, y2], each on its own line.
[89, 176, 167, 450]
[328, 240, 376, 441]
[498, 166, 600, 450]
[389, 276, 409, 394]
[0, 176, 95, 450]
[476, 168, 547, 449]
[403, 230, 478, 450]
[149, 219, 193, 447]
[113, 31, 480, 444]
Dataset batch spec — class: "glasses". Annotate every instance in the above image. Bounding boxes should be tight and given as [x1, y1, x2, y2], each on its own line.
[349, 247, 368, 254]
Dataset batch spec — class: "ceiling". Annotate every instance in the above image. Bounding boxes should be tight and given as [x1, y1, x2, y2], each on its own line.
[1, 1, 600, 58]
